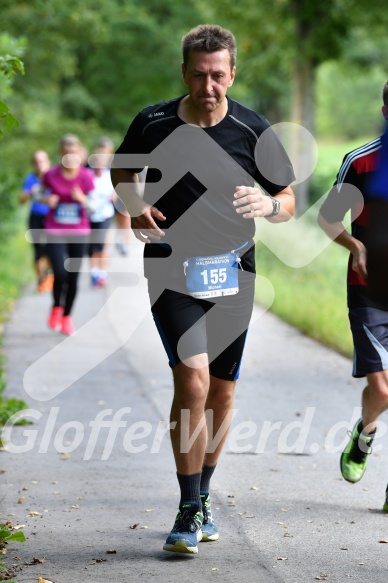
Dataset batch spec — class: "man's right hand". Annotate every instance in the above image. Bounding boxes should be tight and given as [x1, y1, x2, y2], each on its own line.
[351, 243, 368, 280]
[131, 205, 166, 244]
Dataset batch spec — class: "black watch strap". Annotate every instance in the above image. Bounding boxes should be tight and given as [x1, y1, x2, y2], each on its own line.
[266, 196, 280, 218]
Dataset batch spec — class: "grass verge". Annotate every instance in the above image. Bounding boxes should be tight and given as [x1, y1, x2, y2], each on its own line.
[0, 214, 33, 443]
[254, 215, 353, 359]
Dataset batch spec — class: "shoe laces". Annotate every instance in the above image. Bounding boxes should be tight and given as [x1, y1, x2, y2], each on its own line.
[201, 496, 212, 525]
[175, 508, 201, 533]
[347, 430, 373, 463]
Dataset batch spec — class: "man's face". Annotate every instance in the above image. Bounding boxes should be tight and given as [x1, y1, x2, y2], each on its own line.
[182, 49, 236, 113]
[33, 152, 50, 174]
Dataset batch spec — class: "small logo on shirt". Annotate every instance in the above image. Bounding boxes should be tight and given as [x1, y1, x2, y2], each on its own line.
[229, 362, 237, 375]
[148, 111, 165, 118]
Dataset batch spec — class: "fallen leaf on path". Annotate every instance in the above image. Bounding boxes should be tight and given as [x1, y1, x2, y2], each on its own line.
[211, 567, 219, 571]
[129, 523, 139, 529]
[32, 557, 46, 564]
[17, 497, 25, 504]
[28, 511, 42, 517]
[315, 575, 330, 581]
[277, 557, 288, 561]
[250, 486, 258, 490]
[106, 550, 116, 554]
[378, 539, 388, 543]
[38, 578, 53, 583]
[61, 453, 69, 460]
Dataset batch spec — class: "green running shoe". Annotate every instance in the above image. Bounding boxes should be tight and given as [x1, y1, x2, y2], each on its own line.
[383, 486, 388, 512]
[200, 493, 219, 542]
[340, 418, 374, 484]
[163, 502, 203, 554]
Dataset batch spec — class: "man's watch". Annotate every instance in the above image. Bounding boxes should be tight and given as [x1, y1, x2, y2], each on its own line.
[266, 196, 280, 218]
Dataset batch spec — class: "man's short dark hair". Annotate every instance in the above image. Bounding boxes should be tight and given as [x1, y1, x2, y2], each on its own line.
[383, 82, 388, 106]
[182, 24, 237, 69]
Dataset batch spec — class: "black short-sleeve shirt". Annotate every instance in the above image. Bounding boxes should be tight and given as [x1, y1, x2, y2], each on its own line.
[115, 95, 294, 279]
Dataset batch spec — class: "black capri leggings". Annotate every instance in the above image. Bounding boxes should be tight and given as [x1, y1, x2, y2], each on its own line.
[46, 236, 87, 316]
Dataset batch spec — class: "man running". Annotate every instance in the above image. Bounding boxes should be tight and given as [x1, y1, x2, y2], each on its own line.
[112, 24, 295, 553]
[318, 81, 388, 511]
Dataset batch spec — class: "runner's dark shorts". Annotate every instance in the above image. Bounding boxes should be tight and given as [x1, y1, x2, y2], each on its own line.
[28, 212, 48, 261]
[349, 306, 388, 377]
[88, 217, 112, 256]
[148, 271, 255, 381]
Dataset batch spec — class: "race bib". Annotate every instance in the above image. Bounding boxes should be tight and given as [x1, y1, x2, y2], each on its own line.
[54, 203, 81, 225]
[183, 246, 246, 299]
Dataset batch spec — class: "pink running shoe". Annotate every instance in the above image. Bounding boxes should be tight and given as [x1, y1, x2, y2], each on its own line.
[48, 306, 63, 331]
[61, 315, 76, 336]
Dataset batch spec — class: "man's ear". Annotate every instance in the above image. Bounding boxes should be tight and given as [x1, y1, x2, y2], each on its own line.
[382, 105, 388, 120]
[181, 62, 188, 86]
[228, 66, 236, 88]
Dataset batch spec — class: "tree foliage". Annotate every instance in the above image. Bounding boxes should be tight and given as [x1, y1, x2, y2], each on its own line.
[0, 0, 387, 210]
[0, 33, 25, 138]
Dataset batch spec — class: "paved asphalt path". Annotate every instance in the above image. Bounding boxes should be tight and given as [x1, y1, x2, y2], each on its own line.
[1, 237, 388, 583]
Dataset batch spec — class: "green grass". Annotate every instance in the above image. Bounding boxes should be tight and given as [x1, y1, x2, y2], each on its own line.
[0, 212, 32, 433]
[0, 215, 34, 326]
[255, 235, 353, 358]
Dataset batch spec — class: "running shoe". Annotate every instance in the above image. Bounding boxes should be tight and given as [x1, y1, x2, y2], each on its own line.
[37, 278, 47, 293]
[43, 273, 54, 292]
[91, 272, 100, 287]
[61, 315, 76, 336]
[38, 273, 53, 293]
[383, 485, 388, 513]
[200, 493, 219, 541]
[163, 502, 203, 554]
[48, 306, 63, 331]
[340, 418, 374, 483]
[116, 242, 128, 256]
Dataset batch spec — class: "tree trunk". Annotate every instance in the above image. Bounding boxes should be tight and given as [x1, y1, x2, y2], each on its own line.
[291, 56, 316, 214]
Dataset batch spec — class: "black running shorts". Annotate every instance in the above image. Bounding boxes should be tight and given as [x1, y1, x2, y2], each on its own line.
[148, 273, 255, 381]
[349, 305, 388, 377]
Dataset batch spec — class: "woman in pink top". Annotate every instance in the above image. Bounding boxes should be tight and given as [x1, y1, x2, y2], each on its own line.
[42, 134, 95, 335]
